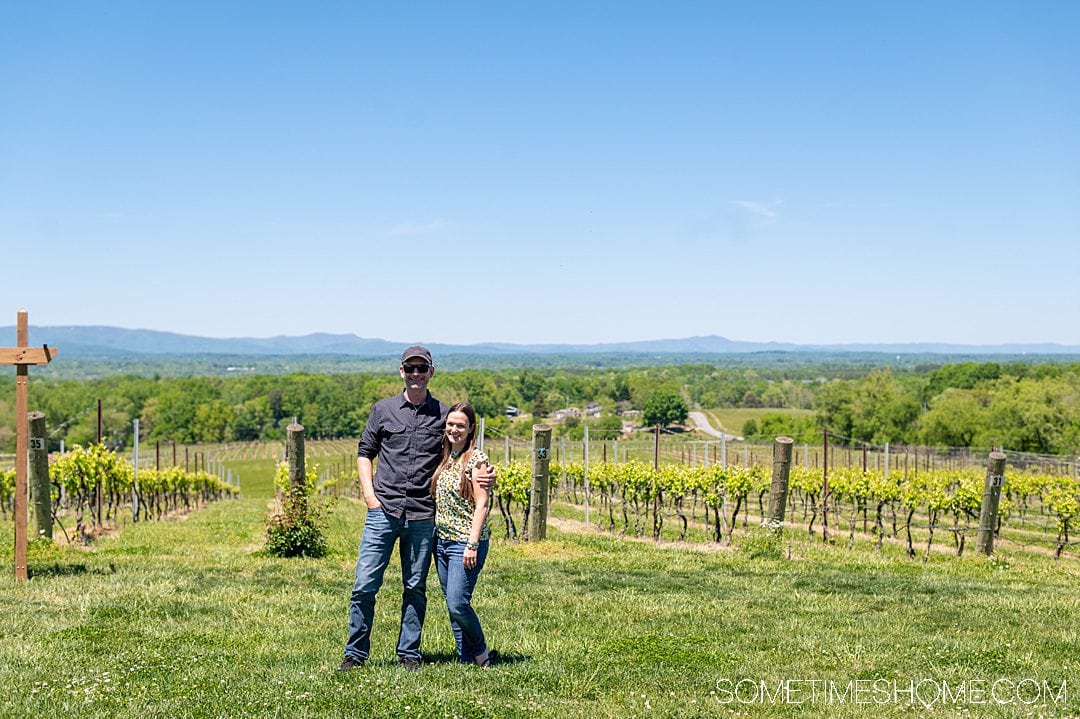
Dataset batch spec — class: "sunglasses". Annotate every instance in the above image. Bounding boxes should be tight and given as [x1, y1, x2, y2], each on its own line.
[402, 363, 431, 374]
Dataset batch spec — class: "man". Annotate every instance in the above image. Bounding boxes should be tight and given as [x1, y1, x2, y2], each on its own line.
[341, 345, 496, 671]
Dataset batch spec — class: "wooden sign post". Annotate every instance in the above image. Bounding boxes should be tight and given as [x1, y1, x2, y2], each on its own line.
[2, 309, 59, 582]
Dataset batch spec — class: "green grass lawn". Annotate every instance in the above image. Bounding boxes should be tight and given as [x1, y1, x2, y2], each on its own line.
[2, 472, 1078, 718]
[224, 458, 280, 498]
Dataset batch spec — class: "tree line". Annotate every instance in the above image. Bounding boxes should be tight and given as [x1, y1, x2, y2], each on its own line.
[1, 360, 1078, 455]
[816, 363, 1080, 453]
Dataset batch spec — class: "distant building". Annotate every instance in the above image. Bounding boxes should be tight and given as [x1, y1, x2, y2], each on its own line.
[552, 407, 582, 422]
[505, 406, 521, 417]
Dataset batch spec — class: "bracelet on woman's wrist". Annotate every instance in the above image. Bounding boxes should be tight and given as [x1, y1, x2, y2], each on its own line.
[466, 541, 479, 551]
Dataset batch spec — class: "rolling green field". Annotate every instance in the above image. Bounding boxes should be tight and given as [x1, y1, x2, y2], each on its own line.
[1, 456, 1078, 718]
[704, 407, 815, 435]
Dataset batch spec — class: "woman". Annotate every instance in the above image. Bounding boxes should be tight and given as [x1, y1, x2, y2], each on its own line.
[430, 401, 494, 667]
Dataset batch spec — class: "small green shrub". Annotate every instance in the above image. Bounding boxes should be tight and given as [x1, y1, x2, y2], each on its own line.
[265, 462, 331, 558]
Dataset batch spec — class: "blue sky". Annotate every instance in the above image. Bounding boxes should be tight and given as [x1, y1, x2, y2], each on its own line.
[2, 2, 1078, 345]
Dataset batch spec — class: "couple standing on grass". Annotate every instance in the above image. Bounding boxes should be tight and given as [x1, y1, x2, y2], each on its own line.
[339, 346, 497, 672]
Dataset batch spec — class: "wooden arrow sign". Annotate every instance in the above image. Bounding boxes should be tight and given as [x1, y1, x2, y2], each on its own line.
[2, 310, 59, 582]
[0, 346, 58, 365]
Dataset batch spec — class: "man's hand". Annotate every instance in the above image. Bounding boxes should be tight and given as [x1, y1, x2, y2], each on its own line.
[358, 456, 380, 509]
[472, 462, 497, 491]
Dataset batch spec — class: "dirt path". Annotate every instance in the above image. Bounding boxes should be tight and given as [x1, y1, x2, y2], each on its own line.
[687, 411, 739, 441]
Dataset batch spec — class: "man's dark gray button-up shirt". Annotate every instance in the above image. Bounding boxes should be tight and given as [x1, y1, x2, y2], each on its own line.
[357, 392, 448, 520]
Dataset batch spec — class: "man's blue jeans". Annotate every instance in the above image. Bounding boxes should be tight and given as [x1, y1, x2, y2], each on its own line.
[434, 538, 489, 663]
[344, 508, 435, 662]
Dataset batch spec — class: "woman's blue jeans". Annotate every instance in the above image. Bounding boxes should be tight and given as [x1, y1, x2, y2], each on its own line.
[344, 508, 435, 662]
[434, 538, 489, 663]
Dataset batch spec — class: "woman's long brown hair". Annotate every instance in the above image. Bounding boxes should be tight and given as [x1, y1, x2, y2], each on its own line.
[430, 402, 479, 503]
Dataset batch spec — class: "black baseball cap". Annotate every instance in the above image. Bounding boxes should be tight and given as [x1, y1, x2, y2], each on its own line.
[401, 345, 433, 365]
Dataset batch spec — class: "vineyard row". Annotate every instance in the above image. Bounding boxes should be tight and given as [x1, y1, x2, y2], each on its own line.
[0, 444, 237, 544]
[321, 460, 1079, 560]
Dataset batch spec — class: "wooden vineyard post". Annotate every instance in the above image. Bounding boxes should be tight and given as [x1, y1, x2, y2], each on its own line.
[653, 426, 662, 541]
[583, 425, 590, 526]
[1, 309, 59, 581]
[653, 425, 660, 470]
[528, 425, 552, 541]
[822, 430, 830, 543]
[94, 400, 103, 528]
[560, 436, 568, 499]
[976, 451, 1007, 556]
[767, 436, 794, 530]
[132, 418, 140, 523]
[287, 423, 306, 496]
[28, 412, 52, 542]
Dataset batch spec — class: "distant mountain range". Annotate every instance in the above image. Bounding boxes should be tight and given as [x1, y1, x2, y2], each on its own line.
[4, 325, 1080, 358]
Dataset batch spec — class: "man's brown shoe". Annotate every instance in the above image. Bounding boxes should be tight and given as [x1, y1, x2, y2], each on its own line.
[338, 657, 365, 672]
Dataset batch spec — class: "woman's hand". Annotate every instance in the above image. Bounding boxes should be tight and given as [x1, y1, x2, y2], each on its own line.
[463, 546, 478, 569]
[472, 462, 497, 491]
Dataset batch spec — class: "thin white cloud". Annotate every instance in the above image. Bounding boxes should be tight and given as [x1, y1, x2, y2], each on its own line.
[808, 201, 891, 210]
[388, 220, 449, 237]
[731, 200, 780, 224]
